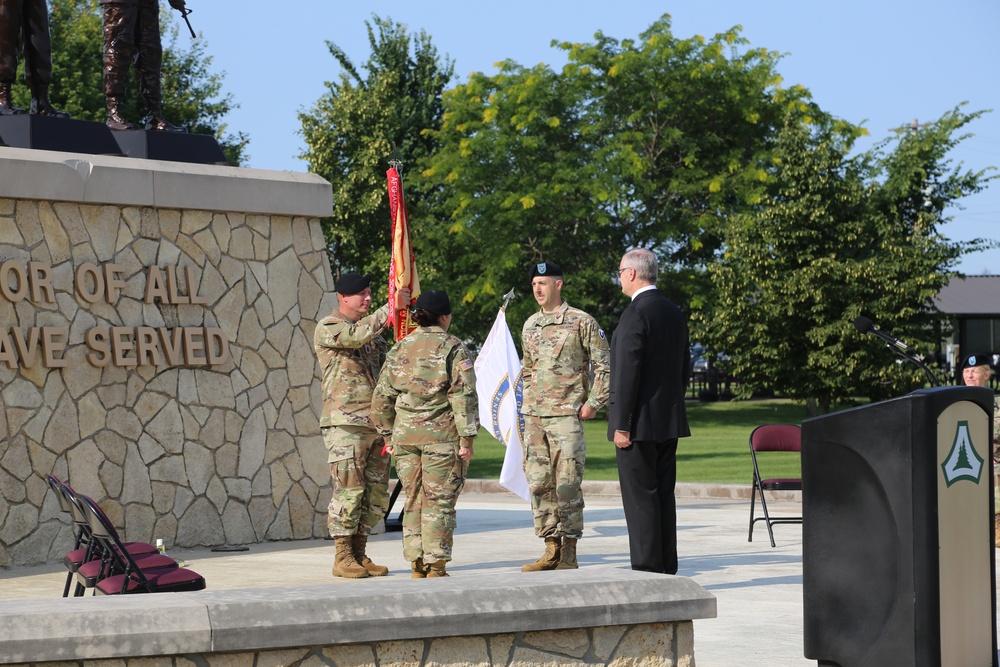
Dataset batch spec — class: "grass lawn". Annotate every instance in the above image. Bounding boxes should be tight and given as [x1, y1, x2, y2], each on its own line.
[466, 399, 817, 483]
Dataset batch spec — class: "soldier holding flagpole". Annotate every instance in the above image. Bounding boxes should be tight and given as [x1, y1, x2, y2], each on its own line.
[314, 273, 410, 579]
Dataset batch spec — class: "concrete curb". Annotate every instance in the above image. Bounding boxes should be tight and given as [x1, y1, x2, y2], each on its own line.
[461, 479, 802, 502]
[0, 570, 716, 664]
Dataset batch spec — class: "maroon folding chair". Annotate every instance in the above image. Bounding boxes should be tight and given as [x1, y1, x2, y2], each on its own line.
[78, 495, 206, 595]
[748, 424, 803, 547]
[49, 477, 160, 596]
[46, 474, 91, 597]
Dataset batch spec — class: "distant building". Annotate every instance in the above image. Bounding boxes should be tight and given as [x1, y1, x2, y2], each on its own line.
[933, 275, 1000, 381]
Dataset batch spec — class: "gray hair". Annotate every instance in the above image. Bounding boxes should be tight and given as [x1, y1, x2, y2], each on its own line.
[622, 248, 657, 283]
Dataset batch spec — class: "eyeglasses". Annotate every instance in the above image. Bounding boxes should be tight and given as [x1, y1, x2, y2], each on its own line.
[615, 267, 633, 277]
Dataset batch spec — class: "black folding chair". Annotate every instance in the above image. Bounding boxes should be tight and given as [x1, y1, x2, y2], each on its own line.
[46, 474, 91, 597]
[748, 424, 803, 547]
[78, 495, 206, 594]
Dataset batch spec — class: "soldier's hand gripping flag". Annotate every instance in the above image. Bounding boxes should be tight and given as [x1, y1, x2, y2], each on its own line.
[474, 297, 530, 502]
[386, 164, 419, 340]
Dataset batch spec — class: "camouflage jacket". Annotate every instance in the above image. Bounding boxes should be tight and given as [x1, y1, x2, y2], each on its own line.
[314, 304, 389, 428]
[521, 301, 610, 417]
[370, 326, 479, 445]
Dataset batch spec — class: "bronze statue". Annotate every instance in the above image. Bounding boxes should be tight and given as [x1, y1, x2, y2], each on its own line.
[101, 0, 187, 132]
[0, 0, 70, 117]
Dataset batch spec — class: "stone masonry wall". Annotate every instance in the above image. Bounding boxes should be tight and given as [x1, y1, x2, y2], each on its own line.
[0, 622, 697, 667]
[0, 196, 336, 566]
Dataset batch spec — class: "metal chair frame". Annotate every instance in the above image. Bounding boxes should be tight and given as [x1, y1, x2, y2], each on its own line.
[748, 423, 803, 547]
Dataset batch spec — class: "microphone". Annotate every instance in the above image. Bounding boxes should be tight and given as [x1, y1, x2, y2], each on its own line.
[853, 316, 910, 352]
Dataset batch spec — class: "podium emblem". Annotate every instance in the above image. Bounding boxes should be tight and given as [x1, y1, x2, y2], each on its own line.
[940, 420, 985, 487]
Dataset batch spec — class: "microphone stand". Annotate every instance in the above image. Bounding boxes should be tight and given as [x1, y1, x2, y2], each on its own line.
[879, 341, 943, 388]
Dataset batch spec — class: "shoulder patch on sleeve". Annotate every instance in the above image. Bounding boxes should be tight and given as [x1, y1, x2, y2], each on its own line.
[460, 359, 474, 371]
[599, 329, 606, 339]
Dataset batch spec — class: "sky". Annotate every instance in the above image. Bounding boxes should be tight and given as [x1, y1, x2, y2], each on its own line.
[189, 0, 999, 274]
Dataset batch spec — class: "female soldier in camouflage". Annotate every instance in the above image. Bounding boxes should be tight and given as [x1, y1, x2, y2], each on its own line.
[371, 290, 479, 577]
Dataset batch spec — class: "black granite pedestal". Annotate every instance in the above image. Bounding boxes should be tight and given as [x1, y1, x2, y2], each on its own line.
[0, 115, 121, 155]
[112, 129, 229, 165]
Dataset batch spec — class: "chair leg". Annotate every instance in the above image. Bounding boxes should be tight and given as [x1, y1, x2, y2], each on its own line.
[748, 484, 758, 542]
[758, 490, 777, 548]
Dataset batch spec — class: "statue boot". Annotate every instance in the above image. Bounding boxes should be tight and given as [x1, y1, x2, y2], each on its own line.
[29, 85, 70, 119]
[332, 536, 369, 579]
[521, 536, 561, 572]
[554, 537, 578, 569]
[137, 70, 185, 132]
[425, 560, 448, 578]
[143, 109, 186, 132]
[106, 96, 137, 131]
[0, 83, 26, 115]
[351, 534, 388, 576]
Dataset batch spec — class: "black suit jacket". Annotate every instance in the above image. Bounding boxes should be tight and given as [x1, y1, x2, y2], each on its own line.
[607, 288, 691, 442]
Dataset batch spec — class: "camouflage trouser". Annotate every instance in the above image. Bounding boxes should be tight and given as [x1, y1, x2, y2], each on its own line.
[394, 441, 468, 563]
[522, 414, 585, 539]
[324, 425, 390, 537]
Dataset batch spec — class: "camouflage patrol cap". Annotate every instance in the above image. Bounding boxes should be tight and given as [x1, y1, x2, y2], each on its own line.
[334, 273, 372, 295]
[529, 261, 563, 280]
[414, 290, 452, 315]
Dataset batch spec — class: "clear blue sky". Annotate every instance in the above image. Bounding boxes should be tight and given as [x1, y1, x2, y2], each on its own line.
[189, 0, 998, 274]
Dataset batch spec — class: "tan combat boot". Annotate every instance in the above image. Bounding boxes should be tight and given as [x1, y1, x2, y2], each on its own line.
[555, 537, 578, 569]
[411, 557, 427, 579]
[426, 560, 448, 577]
[352, 534, 389, 576]
[332, 536, 369, 578]
[521, 536, 561, 572]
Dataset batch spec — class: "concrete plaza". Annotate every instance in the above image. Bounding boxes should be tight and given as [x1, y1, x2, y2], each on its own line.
[0, 483, 809, 666]
[3, 483, 997, 666]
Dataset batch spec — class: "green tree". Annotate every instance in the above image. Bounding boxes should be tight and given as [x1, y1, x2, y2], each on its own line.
[299, 15, 454, 284]
[422, 14, 822, 343]
[695, 106, 994, 414]
[12, 0, 248, 164]
[421, 61, 611, 340]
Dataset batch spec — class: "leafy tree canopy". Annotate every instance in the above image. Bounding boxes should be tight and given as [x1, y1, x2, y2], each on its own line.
[422, 14, 827, 343]
[694, 106, 995, 414]
[299, 14, 454, 287]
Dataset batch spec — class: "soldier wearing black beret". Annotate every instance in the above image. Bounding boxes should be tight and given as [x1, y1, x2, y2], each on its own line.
[520, 259, 609, 572]
[314, 272, 409, 578]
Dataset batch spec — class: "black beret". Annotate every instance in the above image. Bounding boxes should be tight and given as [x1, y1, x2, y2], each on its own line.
[529, 261, 563, 280]
[960, 353, 992, 370]
[414, 289, 451, 315]
[334, 273, 372, 295]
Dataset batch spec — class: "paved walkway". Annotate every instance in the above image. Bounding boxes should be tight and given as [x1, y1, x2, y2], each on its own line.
[1, 488, 996, 666]
[0, 489, 808, 666]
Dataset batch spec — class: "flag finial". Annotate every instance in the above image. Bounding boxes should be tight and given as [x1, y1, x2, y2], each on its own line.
[501, 288, 516, 311]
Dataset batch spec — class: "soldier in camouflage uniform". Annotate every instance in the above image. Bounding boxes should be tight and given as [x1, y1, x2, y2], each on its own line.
[520, 262, 610, 571]
[371, 290, 479, 578]
[314, 272, 409, 579]
[959, 353, 1000, 547]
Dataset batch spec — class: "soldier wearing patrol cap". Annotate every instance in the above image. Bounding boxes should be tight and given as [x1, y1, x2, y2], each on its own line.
[314, 272, 410, 578]
[959, 352, 1000, 547]
[371, 290, 479, 578]
[519, 261, 610, 571]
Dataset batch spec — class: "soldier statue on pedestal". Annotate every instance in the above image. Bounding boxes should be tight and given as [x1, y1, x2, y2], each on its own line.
[101, 0, 187, 132]
[0, 0, 70, 117]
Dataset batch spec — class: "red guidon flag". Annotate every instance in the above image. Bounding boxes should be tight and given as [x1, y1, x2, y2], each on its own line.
[387, 166, 420, 340]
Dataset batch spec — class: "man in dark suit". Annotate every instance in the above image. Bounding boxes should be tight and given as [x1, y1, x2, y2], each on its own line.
[607, 248, 690, 574]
